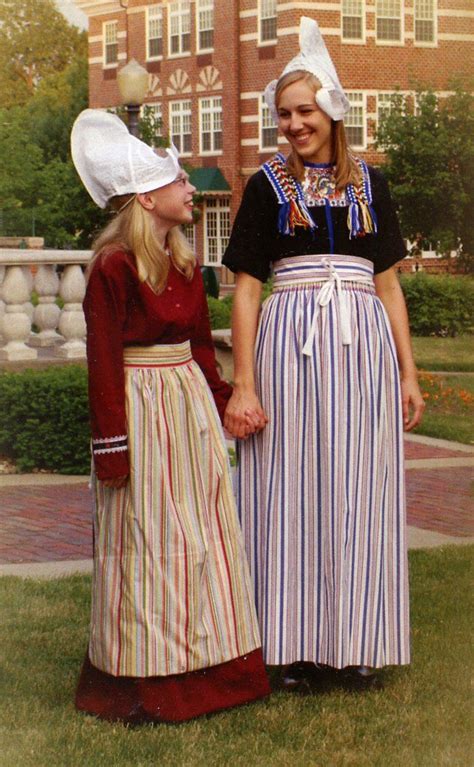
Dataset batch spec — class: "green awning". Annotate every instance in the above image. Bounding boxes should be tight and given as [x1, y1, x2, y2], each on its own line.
[188, 167, 231, 193]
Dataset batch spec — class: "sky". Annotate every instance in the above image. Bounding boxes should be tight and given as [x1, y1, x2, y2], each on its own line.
[54, 0, 88, 30]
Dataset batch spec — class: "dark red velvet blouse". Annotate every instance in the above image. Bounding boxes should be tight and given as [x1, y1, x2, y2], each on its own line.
[83, 249, 232, 480]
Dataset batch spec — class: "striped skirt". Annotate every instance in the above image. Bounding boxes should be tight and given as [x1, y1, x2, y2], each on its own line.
[237, 255, 410, 669]
[89, 342, 262, 679]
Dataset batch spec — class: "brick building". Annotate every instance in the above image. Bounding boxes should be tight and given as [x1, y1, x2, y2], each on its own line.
[76, 1, 473, 280]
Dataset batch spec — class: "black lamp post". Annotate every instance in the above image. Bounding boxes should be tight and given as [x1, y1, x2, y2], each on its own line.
[117, 59, 149, 137]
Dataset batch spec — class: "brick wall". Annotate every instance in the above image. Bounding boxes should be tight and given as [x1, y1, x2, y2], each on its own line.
[78, 0, 473, 278]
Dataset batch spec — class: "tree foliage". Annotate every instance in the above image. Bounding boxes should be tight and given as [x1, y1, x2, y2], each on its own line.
[376, 82, 474, 271]
[0, 0, 87, 108]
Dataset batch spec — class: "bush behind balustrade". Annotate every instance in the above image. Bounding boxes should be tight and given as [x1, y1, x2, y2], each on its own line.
[0, 366, 90, 474]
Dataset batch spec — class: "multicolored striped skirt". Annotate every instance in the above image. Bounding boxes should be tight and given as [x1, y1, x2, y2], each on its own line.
[236, 255, 409, 669]
[88, 342, 262, 679]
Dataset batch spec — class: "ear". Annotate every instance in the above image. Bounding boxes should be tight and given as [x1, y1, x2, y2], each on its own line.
[136, 191, 155, 211]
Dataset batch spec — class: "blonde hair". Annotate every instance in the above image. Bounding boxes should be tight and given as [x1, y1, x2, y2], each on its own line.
[275, 70, 361, 189]
[88, 193, 195, 293]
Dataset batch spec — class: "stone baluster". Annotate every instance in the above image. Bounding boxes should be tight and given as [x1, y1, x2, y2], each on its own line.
[31, 264, 62, 347]
[56, 264, 87, 358]
[0, 265, 37, 360]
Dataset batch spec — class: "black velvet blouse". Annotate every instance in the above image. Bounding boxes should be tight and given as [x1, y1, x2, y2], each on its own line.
[222, 163, 406, 283]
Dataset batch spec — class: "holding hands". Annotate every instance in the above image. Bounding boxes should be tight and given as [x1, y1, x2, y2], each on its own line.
[224, 387, 268, 439]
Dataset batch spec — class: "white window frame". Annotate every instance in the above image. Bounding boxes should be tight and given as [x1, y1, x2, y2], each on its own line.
[196, 0, 214, 53]
[259, 95, 278, 152]
[341, 0, 366, 43]
[103, 20, 118, 68]
[414, 0, 437, 47]
[168, 0, 191, 58]
[146, 5, 163, 61]
[204, 198, 231, 266]
[376, 92, 399, 129]
[169, 100, 192, 156]
[344, 92, 366, 150]
[199, 97, 223, 156]
[258, 0, 277, 45]
[375, 0, 404, 45]
[182, 222, 195, 251]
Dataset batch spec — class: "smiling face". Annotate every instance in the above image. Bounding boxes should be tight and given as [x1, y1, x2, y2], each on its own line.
[276, 78, 333, 164]
[145, 170, 196, 229]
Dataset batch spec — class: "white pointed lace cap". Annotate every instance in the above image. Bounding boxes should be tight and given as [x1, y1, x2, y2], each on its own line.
[71, 109, 181, 208]
[264, 16, 350, 123]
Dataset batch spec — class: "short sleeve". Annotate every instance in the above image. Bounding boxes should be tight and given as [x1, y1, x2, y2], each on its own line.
[222, 171, 277, 283]
[370, 167, 407, 274]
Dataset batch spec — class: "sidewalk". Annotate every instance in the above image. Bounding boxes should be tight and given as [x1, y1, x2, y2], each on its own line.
[0, 433, 472, 579]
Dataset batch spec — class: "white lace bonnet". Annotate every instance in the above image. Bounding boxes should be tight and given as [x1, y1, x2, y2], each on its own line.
[264, 17, 350, 123]
[71, 109, 180, 208]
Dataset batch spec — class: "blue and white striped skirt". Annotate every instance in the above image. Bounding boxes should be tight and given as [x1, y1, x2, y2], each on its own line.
[236, 255, 409, 668]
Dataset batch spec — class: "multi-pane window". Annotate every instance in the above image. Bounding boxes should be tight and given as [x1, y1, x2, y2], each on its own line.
[170, 100, 192, 154]
[259, 0, 277, 43]
[344, 93, 365, 148]
[169, 0, 191, 55]
[342, 0, 364, 41]
[376, 0, 402, 42]
[103, 21, 118, 66]
[182, 222, 195, 251]
[197, 0, 214, 51]
[204, 198, 231, 265]
[200, 97, 222, 154]
[414, 0, 435, 44]
[147, 6, 163, 59]
[260, 96, 278, 150]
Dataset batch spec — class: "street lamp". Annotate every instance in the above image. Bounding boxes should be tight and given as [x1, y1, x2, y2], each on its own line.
[117, 59, 149, 137]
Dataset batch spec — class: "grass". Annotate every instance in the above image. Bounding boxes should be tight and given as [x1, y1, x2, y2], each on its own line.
[0, 546, 472, 767]
[412, 336, 474, 372]
[414, 373, 474, 444]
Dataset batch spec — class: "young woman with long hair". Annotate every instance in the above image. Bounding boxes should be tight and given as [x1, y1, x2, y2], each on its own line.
[71, 109, 269, 723]
[223, 18, 424, 690]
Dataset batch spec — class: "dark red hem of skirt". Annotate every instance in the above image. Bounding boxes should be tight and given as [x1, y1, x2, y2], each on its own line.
[75, 648, 270, 724]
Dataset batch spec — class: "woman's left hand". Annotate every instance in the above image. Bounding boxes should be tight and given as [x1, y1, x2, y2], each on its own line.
[401, 374, 425, 431]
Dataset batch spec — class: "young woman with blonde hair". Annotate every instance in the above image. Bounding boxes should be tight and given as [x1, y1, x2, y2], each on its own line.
[223, 18, 424, 690]
[71, 109, 269, 723]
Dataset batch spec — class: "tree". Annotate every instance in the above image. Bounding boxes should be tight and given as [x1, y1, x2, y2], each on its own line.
[376, 82, 474, 272]
[0, 0, 86, 108]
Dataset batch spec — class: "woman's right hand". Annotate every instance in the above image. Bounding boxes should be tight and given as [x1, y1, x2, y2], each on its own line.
[224, 389, 268, 439]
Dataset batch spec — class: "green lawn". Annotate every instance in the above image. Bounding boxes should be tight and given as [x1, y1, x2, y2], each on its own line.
[0, 546, 472, 767]
[414, 373, 474, 444]
[412, 335, 474, 372]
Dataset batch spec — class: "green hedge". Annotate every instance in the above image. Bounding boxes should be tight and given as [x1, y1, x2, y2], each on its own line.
[0, 366, 90, 474]
[400, 274, 474, 336]
[207, 295, 233, 329]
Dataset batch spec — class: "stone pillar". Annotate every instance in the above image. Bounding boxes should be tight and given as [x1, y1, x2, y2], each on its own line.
[56, 264, 87, 359]
[0, 265, 37, 360]
[30, 264, 62, 347]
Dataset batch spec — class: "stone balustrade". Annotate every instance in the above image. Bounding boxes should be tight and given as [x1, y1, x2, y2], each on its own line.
[0, 250, 234, 371]
[0, 249, 92, 362]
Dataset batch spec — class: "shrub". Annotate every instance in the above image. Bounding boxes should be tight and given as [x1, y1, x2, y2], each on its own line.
[400, 274, 474, 336]
[0, 366, 90, 474]
[207, 295, 233, 329]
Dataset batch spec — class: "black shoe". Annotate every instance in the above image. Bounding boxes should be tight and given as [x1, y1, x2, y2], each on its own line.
[280, 662, 318, 692]
[343, 666, 383, 691]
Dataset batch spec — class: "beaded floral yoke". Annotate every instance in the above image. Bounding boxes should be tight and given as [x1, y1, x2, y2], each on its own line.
[262, 153, 378, 240]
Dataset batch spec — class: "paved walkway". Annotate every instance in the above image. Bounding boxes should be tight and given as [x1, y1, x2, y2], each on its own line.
[0, 433, 472, 578]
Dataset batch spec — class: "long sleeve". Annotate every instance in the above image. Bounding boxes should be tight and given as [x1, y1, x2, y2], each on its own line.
[190, 270, 232, 422]
[83, 254, 130, 480]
